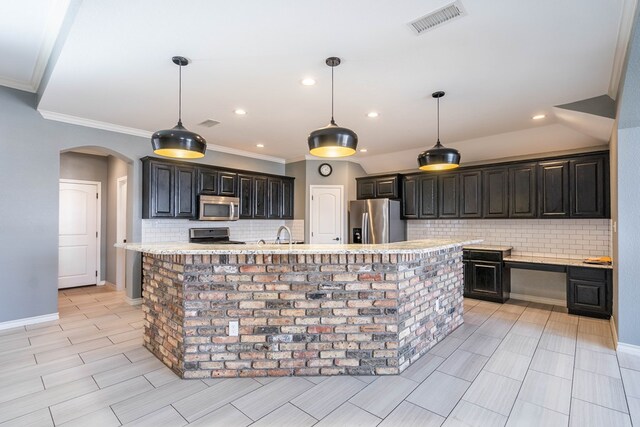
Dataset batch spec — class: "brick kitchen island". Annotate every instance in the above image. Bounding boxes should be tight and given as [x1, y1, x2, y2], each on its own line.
[121, 239, 477, 379]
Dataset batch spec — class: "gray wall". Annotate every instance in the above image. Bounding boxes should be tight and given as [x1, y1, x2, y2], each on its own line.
[614, 5, 640, 345]
[106, 155, 128, 285]
[59, 152, 109, 281]
[0, 85, 284, 323]
[285, 161, 306, 219]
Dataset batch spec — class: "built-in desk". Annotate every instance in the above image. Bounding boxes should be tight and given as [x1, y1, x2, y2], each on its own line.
[503, 255, 612, 319]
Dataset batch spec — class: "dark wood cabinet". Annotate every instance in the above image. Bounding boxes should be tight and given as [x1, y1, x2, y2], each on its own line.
[268, 178, 282, 219]
[142, 157, 294, 220]
[463, 249, 510, 303]
[218, 172, 237, 196]
[567, 267, 612, 318]
[482, 168, 508, 218]
[438, 173, 459, 218]
[460, 171, 482, 218]
[402, 176, 419, 219]
[538, 160, 570, 218]
[281, 178, 294, 219]
[175, 166, 196, 218]
[197, 168, 218, 195]
[238, 174, 254, 218]
[356, 175, 401, 200]
[570, 156, 607, 218]
[419, 176, 438, 218]
[509, 163, 537, 218]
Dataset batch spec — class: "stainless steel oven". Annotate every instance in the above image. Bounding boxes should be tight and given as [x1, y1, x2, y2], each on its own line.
[198, 195, 240, 221]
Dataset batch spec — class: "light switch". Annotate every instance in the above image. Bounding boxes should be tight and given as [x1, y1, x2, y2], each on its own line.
[229, 320, 239, 337]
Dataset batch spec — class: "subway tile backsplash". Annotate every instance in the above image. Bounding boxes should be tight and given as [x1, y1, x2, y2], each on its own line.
[407, 219, 611, 259]
[142, 219, 305, 243]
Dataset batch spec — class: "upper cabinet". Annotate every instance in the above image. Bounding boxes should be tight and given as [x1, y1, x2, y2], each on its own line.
[142, 157, 294, 220]
[482, 168, 508, 218]
[509, 163, 537, 218]
[570, 156, 608, 218]
[399, 151, 609, 220]
[538, 160, 570, 218]
[356, 175, 401, 200]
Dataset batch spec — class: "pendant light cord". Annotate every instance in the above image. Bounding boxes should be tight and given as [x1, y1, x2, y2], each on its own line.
[178, 63, 183, 127]
[330, 65, 335, 125]
[436, 95, 441, 147]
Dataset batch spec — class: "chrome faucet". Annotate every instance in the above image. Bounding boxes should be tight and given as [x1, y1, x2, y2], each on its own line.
[275, 225, 292, 247]
[257, 239, 266, 245]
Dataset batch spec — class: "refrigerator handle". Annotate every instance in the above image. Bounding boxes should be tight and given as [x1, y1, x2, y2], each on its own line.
[362, 212, 369, 244]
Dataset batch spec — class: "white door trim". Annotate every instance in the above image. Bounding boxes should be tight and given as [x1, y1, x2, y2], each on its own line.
[116, 176, 127, 291]
[309, 185, 344, 244]
[59, 179, 102, 286]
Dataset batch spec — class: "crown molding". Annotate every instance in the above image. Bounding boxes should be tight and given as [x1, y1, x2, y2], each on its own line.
[38, 109, 153, 138]
[0, 77, 37, 93]
[609, 0, 638, 99]
[38, 109, 288, 164]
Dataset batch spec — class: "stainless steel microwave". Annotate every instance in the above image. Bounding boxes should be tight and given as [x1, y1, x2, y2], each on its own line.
[199, 195, 240, 221]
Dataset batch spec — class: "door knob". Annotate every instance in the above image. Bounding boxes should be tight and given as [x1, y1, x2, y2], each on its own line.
[333, 237, 340, 241]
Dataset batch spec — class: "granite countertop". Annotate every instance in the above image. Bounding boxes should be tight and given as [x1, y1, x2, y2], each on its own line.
[463, 244, 513, 252]
[504, 255, 613, 270]
[117, 238, 482, 255]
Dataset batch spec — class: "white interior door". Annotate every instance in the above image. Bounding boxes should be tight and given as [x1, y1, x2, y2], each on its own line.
[59, 181, 99, 289]
[116, 176, 127, 291]
[310, 185, 343, 244]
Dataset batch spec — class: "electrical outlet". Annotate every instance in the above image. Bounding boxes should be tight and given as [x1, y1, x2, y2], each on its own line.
[435, 299, 440, 311]
[229, 320, 239, 337]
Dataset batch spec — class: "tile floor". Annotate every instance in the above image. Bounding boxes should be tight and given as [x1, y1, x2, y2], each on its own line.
[0, 285, 638, 426]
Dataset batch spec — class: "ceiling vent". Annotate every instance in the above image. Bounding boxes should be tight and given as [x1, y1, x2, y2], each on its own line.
[198, 119, 220, 128]
[408, 1, 466, 35]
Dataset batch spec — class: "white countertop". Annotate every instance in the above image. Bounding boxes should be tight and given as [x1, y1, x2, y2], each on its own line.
[504, 255, 613, 270]
[463, 244, 513, 252]
[117, 238, 482, 255]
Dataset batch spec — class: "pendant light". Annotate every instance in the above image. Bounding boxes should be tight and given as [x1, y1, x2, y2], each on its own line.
[308, 57, 358, 158]
[151, 56, 207, 159]
[417, 91, 461, 171]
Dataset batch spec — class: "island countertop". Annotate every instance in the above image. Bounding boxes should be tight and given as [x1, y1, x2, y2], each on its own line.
[118, 238, 482, 255]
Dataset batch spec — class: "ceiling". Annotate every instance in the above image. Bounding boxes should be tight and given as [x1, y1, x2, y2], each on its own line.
[2, 0, 633, 169]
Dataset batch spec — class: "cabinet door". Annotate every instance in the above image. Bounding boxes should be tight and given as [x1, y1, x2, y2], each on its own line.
[438, 173, 459, 218]
[566, 267, 611, 318]
[150, 162, 174, 217]
[509, 164, 537, 218]
[470, 261, 502, 297]
[238, 175, 254, 218]
[460, 171, 482, 218]
[267, 178, 282, 219]
[281, 178, 294, 219]
[463, 259, 472, 295]
[357, 179, 376, 199]
[419, 175, 438, 218]
[197, 168, 217, 195]
[402, 176, 419, 219]
[482, 168, 508, 218]
[254, 176, 268, 219]
[570, 156, 606, 218]
[538, 160, 569, 218]
[175, 166, 196, 218]
[218, 172, 237, 196]
[376, 176, 399, 199]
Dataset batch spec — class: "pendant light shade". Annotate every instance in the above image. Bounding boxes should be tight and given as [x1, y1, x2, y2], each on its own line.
[308, 57, 357, 158]
[417, 91, 460, 171]
[152, 56, 206, 159]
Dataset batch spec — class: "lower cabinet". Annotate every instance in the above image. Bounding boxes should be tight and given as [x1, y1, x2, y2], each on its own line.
[567, 267, 612, 318]
[463, 250, 510, 303]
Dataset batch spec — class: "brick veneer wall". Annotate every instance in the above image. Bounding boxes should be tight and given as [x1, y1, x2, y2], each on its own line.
[142, 247, 464, 379]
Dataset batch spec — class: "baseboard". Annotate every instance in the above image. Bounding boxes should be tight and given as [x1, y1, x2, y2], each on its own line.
[618, 342, 640, 356]
[611, 316, 619, 349]
[509, 293, 566, 307]
[0, 313, 59, 331]
[125, 296, 143, 306]
[98, 280, 106, 286]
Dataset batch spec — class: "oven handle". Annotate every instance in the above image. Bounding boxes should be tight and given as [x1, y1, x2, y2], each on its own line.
[229, 202, 235, 220]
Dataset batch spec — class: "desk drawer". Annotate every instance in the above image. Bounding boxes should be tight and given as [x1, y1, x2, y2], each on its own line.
[568, 266, 607, 281]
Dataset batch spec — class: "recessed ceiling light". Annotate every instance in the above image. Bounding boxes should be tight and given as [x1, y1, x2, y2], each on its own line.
[532, 114, 546, 120]
[359, 148, 368, 153]
[367, 112, 379, 118]
[301, 78, 316, 86]
[256, 143, 264, 148]
[234, 109, 247, 115]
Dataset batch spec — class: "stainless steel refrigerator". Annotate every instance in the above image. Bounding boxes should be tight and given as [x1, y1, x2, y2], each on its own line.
[349, 199, 406, 244]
